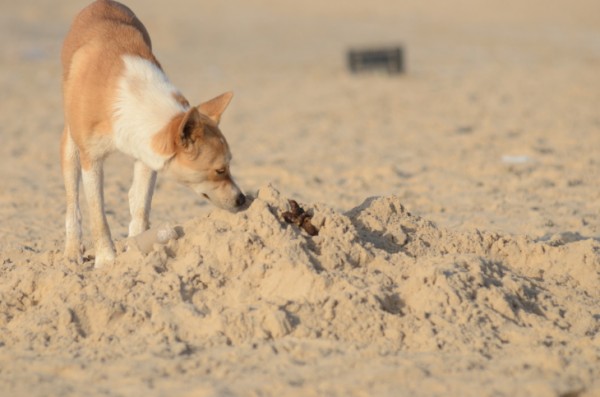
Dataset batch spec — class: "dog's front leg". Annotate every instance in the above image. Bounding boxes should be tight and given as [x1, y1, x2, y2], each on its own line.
[81, 159, 116, 268]
[128, 160, 157, 237]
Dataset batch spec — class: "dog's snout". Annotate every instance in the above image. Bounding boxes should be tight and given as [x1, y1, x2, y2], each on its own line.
[235, 193, 246, 207]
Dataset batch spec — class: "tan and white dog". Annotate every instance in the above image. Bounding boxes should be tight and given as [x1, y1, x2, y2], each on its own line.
[61, 0, 245, 268]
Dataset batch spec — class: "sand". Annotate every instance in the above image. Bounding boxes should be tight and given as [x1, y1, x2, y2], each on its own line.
[1, 0, 599, 396]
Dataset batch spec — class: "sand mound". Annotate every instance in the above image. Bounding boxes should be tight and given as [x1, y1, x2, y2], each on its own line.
[3, 0, 600, 394]
[1, 186, 598, 384]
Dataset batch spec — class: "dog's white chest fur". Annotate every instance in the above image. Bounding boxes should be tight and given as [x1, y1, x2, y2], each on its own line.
[113, 55, 188, 170]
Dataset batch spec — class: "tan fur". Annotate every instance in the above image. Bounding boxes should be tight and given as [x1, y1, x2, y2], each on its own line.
[61, 0, 244, 267]
[172, 92, 190, 108]
[62, 0, 159, 169]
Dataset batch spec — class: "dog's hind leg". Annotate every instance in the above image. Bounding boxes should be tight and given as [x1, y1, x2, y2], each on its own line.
[80, 154, 116, 268]
[61, 127, 83, 264]
[128, 160, 157, 237]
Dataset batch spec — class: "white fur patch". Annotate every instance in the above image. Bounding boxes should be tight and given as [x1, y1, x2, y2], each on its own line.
[113, 55, 189, 170]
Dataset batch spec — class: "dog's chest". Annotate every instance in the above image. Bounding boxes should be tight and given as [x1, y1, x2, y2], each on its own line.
[113, 55, 188, 170]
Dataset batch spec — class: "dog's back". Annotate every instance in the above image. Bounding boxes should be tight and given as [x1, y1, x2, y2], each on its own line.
[62, 0, 160, 141]
[62, 0, 155, 79]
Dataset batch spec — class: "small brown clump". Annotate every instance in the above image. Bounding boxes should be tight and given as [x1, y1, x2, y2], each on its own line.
[281, 199, 319, 236]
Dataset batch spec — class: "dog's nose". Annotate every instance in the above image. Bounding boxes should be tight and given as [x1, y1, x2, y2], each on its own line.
[235, 193, 246, 207]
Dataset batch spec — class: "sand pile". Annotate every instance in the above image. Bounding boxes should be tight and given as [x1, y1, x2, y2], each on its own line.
[2, 0, 599, 394]
[1, 185, 598, 395]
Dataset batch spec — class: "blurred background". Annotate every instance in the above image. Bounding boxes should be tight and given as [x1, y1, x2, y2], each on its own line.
[1, 0, 599, 252]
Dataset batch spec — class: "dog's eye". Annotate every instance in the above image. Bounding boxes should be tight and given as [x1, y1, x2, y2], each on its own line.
[216, 168, 226, 175]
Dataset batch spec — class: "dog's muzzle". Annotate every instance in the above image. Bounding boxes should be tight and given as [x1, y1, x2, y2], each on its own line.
[235, 193, 246, 208]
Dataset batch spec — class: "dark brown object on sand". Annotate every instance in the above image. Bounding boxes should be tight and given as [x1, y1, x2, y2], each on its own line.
[282, 199, 319, 236]
[348, 46, 404, 74]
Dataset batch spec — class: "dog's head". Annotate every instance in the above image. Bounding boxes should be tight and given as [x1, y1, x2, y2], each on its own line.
[158, 92, 245, 211]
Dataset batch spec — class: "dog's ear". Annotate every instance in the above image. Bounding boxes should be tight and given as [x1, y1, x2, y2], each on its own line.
[152, 107, 203, 156]
[179, 107, 203, 147]
[197, 91, 233, 125]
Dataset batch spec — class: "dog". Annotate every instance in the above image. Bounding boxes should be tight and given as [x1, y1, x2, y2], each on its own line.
[61, 0, 245, 268]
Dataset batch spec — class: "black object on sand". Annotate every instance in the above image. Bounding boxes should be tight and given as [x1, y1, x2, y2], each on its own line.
[347, 46, 404, 74]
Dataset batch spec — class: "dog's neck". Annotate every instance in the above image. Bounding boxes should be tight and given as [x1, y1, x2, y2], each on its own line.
[113, 55, 189, 170]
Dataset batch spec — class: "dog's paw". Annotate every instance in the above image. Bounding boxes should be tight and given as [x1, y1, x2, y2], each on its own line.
[128, 219, 149, 238]
[94, 247, 116, 269]
[64, 243, 84, 265]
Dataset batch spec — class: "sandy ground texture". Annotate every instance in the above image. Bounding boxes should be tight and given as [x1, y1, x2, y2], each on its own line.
[1, 0, 599, 396]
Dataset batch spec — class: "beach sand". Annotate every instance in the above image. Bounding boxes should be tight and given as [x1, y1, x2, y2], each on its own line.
[1, 0, 599, 396]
